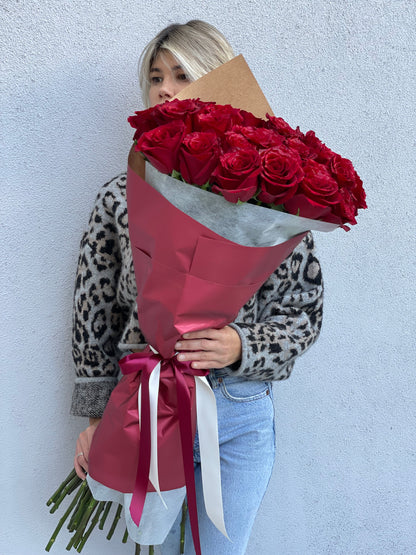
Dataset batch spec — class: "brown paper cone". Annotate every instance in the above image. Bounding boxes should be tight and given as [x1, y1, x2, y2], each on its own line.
[174, 54, 274, 119]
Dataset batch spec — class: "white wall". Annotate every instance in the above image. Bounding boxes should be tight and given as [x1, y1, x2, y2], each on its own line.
[1, 1, 415, 553]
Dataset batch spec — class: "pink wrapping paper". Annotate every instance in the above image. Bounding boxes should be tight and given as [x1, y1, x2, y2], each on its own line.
[89, 166, 305, 490]
[87, 167, 306, 550]
[127, 167, 306, 359]
[88, 348, 198, 493]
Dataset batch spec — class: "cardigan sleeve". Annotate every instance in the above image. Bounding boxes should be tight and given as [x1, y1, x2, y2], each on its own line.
[70, 177, 132, 418]
[229, 232, 324, 381]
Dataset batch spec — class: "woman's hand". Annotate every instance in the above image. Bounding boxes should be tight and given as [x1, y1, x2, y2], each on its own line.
[174, 326, 241, 370]
[74, 418, 101, 479]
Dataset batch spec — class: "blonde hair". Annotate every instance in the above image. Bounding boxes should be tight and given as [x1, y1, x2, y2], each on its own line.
[139, 20, 235, 107]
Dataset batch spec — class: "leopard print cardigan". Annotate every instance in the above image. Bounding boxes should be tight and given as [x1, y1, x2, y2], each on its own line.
[71, 174, 324, 418]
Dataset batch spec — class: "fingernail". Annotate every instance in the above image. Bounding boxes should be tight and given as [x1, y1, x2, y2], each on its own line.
[177, 354, 184, 360]
[175, 342, 181, 349]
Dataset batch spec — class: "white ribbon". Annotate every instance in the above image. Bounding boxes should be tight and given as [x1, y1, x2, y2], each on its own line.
[143, 346, 228, 538]
[195, 375, 229, 539]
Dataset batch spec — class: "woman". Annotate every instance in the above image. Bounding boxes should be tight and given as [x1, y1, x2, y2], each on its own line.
[71, 20, 323, 554]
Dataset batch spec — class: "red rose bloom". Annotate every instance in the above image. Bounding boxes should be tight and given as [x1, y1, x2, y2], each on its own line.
[154, 99, 206, 134]
[223, 131, 252, 150]
[329, 154, 367, 210]
[302, 131, 334, 163]
[285, 137, 313, 160]
[235, 126, 284, 149]
[195, 104, 244, 134]
[266, 114, 300, 138]
[257, 146, 304, 205]
[284, 193, 336, 221]
[329, 154, 357, 187]
[178, 132, 220, 186]
[335, 187, 358, 225]
[239, 109, 264, 128]
[349, 171, 367, 209]
[284, 159, 341, 221]
[128, 107, 162, 141]
[156, 98, 205, 120]
[300, 159, 340, 205]
[136, 119, 185, 174]
[211, 148, 261, 203]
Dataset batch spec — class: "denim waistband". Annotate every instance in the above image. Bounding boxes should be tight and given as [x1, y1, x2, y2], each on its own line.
[209, 367, 231, 378]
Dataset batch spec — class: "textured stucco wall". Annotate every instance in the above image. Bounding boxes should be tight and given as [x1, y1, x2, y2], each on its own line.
[1, 1, 415, 554]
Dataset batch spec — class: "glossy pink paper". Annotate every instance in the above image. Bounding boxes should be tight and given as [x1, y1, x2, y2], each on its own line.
[88, 167, 306, 539]
[127, 167, 306, 359]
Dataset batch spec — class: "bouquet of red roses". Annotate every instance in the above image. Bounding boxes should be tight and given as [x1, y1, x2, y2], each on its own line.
[127, 99, 366, 230]
[83, 55, 366, 555]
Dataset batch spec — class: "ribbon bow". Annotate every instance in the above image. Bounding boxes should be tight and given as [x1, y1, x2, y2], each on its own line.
[119, 347, 228, 555]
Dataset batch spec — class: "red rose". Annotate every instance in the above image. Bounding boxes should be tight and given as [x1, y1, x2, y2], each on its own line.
[211, 148, 261, 203]
[329, 154, 356, 187]
[178, 132, 220, 186]
[335, 187, 358, 225]
[156, 98, 205, 120]
[349, 171, 367, 209]
[283, 159, 342, 221]
[195, 104, 244, 134]
[257, 146, 304, 205]
[285, 137, 313, 160]
[329, 154, 367, 209]
[266, 114, 300, 138]
[302, 131, 334, 163]
[235, 126, 284, 149]
[239, 109, 264, 128]
[128, 99, 205, 140]
[300, 159, 340, 205]
[223, 131, 252, 150]
[155, 98, 206, 127]
[135, 119, 185, 174]
[284, 193, 337, 221]
[154, 99, 206, 135]
[128, 106, 161, 141]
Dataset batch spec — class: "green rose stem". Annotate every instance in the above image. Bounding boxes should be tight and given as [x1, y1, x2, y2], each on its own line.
[66, 497, 99, 551]
[67, 484, 92, 532]
[106, 503, 123, 540]
[46, 469, 77, 506]
[135, 544, 141, 554]
[180, 500, 188, 554]
[48, 471, 82, 513]
[45, 480, 88, 552]
[75, 501, 106, 552]
[47, 472, 188, 552]
[98, 501, 112, 530]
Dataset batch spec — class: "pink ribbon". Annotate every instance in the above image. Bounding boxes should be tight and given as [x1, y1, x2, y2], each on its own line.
[119, 348, 209, 555]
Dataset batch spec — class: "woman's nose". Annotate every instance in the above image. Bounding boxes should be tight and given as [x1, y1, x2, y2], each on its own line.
[159, 77, 177, 100]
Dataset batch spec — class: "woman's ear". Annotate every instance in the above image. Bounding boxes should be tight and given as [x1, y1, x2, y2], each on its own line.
[128, 146, 146, 178]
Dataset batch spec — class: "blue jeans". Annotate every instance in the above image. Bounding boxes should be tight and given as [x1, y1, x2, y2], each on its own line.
[161, 371, 276, 554]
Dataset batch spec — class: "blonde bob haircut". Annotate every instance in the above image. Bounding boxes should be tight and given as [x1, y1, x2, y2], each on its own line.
[139, 20, 235, 107]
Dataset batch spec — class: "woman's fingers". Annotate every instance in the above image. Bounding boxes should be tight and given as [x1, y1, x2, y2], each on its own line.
[74, 453, 87, 479]
[73, 423, 99, 479]
[174, 326, 241, 369]
[74, 441, 88, 479]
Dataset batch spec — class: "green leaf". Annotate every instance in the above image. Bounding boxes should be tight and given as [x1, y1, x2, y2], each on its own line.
[171, 170, 183, 181]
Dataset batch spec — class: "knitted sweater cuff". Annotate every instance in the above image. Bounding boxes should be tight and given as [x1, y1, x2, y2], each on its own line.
[70, 377, 118, 418]
[228, 322, 295, 381]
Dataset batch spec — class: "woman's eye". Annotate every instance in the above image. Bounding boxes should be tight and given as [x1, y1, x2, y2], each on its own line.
[177, 73, 189, 81]
[150, 76, 162, 84]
